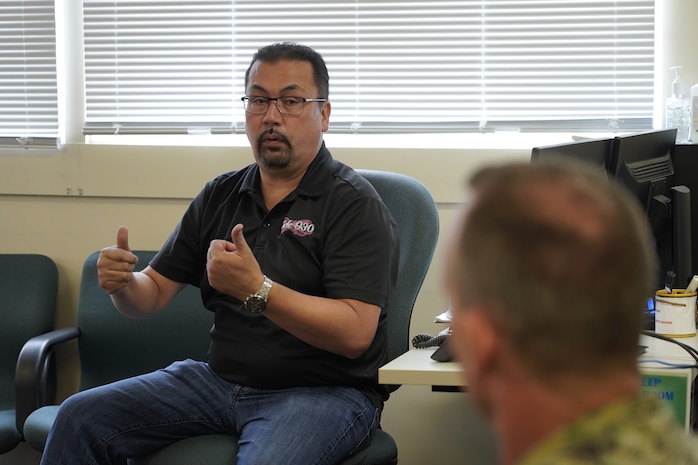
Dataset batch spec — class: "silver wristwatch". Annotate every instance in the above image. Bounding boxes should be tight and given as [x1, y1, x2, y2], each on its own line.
[244, 275, 273, 313]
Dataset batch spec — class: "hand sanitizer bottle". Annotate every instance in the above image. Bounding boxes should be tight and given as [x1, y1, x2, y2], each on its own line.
[691, 82, 698, 144]
[666, 66, 690, 144]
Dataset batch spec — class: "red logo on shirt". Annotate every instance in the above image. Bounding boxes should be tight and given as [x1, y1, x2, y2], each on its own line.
[281, 217, 315, 237]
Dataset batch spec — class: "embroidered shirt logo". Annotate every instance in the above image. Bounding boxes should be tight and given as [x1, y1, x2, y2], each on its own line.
[281, 217, 316, 237]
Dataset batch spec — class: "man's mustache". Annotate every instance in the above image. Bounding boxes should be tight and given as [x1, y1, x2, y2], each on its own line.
[257, 128, 290, 147]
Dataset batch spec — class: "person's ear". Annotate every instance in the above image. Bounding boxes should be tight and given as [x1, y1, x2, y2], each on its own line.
[460, 310, 499, 374]
[321, 101, 331, 132]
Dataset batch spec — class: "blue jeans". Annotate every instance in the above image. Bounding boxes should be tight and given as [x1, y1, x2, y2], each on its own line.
[40, 359, 380, 465]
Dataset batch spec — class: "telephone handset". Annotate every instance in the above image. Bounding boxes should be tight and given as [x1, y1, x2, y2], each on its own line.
[430, 337, 452, 362]
[411, 327, 453, 362]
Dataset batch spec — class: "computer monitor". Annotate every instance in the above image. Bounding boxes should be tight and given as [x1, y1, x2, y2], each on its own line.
[531, 137, 614, 179]
[607, 129, 677, 231]
[672, 144, 698, 287]
[607, 128, 692, 289]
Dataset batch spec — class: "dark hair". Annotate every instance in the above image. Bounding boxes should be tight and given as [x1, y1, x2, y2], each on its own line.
[245, 42, 329, 99]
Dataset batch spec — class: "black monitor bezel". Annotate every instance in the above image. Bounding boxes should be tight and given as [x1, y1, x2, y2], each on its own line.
[531, 137, 614, 179]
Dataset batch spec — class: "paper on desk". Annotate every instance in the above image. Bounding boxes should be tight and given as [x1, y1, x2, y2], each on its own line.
[435, 307, 452, 323]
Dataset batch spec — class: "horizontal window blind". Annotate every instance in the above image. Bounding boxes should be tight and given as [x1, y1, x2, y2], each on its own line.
[83, 0, 655, 135]
[0, 0, 60, 148]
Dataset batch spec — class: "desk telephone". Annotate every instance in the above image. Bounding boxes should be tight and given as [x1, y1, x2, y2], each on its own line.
[412, 327, 452, 362]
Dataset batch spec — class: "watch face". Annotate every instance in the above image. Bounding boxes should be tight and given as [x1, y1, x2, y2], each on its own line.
[245, 296, 266, 313]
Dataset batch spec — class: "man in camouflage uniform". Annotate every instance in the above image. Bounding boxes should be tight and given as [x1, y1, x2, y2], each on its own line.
[444, 161, 698, 465]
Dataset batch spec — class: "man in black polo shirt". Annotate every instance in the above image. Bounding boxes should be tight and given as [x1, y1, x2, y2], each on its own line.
[40, 42, 399, 465]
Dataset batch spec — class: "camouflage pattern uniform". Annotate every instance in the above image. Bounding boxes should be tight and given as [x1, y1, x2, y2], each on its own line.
[518, 395, 698, 465]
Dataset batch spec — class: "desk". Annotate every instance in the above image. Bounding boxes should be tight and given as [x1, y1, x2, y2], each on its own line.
[379, 335, 698, 430]
[640, 334, 698, 364]
[378, 348, 464, 390]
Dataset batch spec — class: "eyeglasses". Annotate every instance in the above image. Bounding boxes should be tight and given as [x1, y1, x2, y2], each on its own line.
[241, 96, 328, 115]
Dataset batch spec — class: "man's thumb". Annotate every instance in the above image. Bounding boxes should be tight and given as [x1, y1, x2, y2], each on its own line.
[116, 226, 131, 252]
[231, 224, 248, 250]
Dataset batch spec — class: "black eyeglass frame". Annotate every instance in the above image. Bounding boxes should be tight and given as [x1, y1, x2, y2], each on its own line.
[241, 96, 328, 115]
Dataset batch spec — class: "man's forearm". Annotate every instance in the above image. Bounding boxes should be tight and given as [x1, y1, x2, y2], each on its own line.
[110, 269, 179, 319]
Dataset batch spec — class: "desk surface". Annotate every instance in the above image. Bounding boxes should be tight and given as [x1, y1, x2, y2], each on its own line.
[379, 334, 698, 389]
[378, 348, 464, 387]
[639, 334, 698, 365]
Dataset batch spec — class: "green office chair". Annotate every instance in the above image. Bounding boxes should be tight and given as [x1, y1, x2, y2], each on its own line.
[19, 249, 214, 452]
[21, 170, 439, 465]
[0, 254, 58, 454]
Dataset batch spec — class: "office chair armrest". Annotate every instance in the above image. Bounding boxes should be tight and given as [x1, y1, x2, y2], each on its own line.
[14, 327, 81, 433]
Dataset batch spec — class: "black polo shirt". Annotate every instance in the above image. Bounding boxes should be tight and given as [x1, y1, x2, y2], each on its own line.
[151, 144, 399, 408]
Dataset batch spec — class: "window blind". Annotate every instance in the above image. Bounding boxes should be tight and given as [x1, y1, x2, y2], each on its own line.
[0, 0, 60, 148]
[82, 0, 655, 135]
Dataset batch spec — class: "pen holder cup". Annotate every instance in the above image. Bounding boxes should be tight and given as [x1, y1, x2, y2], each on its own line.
[655, 289, 697, 337]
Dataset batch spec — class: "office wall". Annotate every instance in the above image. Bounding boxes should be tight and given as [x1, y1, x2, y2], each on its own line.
[2, 2, 698, 464]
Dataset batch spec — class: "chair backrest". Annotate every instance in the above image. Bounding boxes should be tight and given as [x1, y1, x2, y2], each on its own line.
[357, 170, 439, 365]
[77, 251, 213, 390]
[0, 254, 58, 409]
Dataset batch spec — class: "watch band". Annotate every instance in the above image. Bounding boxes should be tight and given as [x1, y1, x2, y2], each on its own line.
[256, 275, 273, 300]
[244, 275, 273, 313]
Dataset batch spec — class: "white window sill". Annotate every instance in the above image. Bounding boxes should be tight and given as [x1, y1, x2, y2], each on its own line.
[84, 131, 624, 151]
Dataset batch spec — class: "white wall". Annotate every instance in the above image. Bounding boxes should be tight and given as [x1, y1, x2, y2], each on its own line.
[2, 2, 697, 464]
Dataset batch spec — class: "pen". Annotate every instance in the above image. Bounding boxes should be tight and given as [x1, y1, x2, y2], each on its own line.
[665, 270, 676, 293]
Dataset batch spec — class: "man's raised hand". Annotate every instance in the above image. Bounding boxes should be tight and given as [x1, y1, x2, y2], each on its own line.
[97, 226, 139, 295]
[207, 224, 264, 300]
